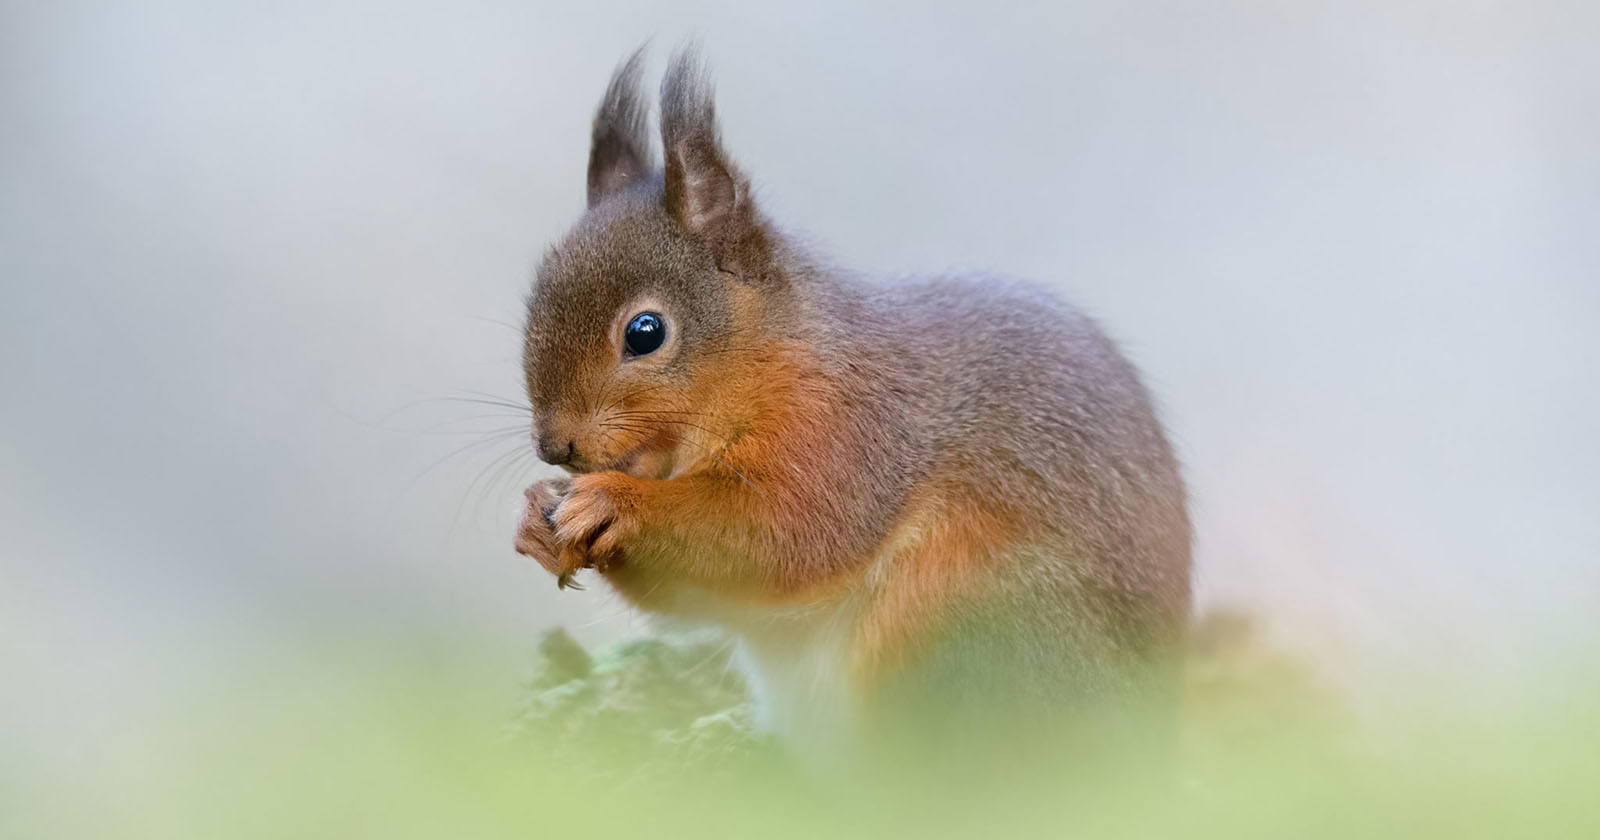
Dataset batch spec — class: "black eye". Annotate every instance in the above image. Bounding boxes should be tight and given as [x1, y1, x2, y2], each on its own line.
[623, 312, 666, 357]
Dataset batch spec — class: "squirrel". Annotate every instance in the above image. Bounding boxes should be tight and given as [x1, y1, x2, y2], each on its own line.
[514, 48, 1191, 753]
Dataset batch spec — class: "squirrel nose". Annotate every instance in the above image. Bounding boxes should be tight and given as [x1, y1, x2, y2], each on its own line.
[536, 435, 576, 467]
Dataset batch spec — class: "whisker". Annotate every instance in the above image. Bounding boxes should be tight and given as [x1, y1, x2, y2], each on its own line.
[395, 428, 529, 501]
[589, 356, 625, 417]
[595, 426, 634, 453]
[602, 421, 679, 443]
[408, 416, 529, 436]
[456, 390, 534, 413]
[605, 416, 738, 455]
[611, 409, 715, 418]
[448, 441, 533, 539]
[466, 314, 526, 333]
[602, 418, 767, 503]
[615, 416, 733, 443]
[362, 410, 529, 436]
[600, 384, 669, 413]
[486, 448, 541, 522]
[367, 396, 526, 431]
[413, 425, 529, 438]
[382, 428, 530, 534]
[609, 407, 716, 419]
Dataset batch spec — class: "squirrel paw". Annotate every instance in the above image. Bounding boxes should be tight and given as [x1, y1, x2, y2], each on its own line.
[549, 473, 641, 587]
[515, 477, 574, 584]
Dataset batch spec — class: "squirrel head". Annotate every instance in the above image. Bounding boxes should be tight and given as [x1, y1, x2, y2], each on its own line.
[523, 48, 789, 478]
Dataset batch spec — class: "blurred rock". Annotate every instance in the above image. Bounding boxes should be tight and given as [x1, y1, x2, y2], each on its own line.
[513, 629, 765, 777]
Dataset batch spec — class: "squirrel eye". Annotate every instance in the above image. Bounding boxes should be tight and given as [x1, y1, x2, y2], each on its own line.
[623, 312, 666, 357]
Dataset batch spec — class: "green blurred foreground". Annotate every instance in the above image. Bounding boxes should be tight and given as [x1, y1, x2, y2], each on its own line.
[8, 612, 1596, 839]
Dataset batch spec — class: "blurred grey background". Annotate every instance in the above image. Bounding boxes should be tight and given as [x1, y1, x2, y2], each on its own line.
[3, 0, 1597, 785]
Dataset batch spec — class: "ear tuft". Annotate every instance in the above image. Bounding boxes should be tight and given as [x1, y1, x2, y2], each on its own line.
[587, 47, 654, 207]
[660, 47, 742, 239]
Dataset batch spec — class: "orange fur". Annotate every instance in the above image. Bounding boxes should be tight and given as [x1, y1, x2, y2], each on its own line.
[575, 338, 872, 604]
[848, 487, 1019, 697]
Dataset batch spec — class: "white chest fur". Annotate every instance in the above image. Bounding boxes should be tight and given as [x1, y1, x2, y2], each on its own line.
[654, 584, 864, 753]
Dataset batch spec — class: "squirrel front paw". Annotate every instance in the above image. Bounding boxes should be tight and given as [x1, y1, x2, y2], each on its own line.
[548, 472, 642, 589]
[515, 477, 573, 583]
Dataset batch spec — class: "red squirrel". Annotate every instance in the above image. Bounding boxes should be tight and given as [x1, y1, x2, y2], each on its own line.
[514, 48, 1191, 751]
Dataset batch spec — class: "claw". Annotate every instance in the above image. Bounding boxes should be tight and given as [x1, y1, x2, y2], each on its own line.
[556, 571, 584, 591]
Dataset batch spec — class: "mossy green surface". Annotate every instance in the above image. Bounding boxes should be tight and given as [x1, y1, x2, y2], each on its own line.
[7, 614, 1596, 839]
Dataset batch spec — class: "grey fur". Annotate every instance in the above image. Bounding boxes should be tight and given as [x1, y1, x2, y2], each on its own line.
[586, 47, 653, 208]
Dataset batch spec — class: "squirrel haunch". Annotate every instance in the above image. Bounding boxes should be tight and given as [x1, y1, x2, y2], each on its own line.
[515, 47, 1191, 751]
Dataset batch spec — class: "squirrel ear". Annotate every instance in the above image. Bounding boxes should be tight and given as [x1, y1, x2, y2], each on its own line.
[587, 47, 654, 208]
[660, 48, 745, 242]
